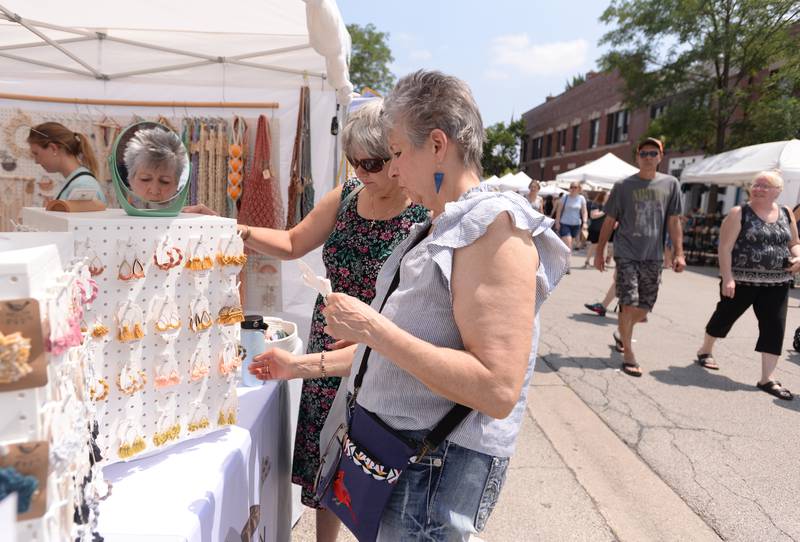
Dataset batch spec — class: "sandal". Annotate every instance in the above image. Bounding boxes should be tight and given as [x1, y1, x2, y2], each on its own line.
[621, 362, 642, 377]
[613, 331, 625, 353]
[695, 353, 720, 371]
[756, 380, 793, 401]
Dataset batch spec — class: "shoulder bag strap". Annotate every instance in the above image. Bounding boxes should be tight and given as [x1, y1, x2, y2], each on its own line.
[338, 182, 365, 217]
[56, 170, 94, 200]
[350, 222, 473, 457]
[352, 223, 430, 392]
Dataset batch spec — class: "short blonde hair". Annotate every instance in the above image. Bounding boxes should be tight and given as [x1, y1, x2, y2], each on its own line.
[752, 170, 784, 189]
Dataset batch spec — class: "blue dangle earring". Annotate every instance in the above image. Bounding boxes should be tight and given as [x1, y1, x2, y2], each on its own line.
[434, 172, 444, 193]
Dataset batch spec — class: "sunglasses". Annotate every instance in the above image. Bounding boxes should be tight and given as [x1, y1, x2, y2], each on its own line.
[638, 150, 660, 158]
[348, 157, 390, 173]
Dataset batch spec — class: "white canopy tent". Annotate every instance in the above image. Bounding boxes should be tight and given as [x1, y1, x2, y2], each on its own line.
[681, 139, 800, 207]
[482, 171, 533, 194]
[555, 152, 639, 190]
[0, 0, 353, 199]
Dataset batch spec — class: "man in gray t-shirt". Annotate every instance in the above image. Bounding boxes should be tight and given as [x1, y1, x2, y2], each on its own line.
[594, 138, 685, 377]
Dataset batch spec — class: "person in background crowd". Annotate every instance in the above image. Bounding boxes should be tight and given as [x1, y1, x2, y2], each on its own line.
[27, 122, 106, 203]
[528, 180, 543, 212]
[185, 99, 428, 542]
[695, 170, 800, 401]
[554, 182, 588, 272]
[584, 191, 611, 268]
[594, 137, 684, 377]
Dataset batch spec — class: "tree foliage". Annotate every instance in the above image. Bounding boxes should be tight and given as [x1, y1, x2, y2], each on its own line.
[347, 23, 396, 95]
[482, 119, 525, 176]
[600, 0, 800, 153]
[565, 73, 587, 91]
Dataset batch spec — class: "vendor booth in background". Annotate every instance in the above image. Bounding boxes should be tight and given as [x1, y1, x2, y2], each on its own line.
[482, 171, 534, 195]
[0, 1, 351, 541]
[554, 152, 639, 191]
[680, 139, 800, 266]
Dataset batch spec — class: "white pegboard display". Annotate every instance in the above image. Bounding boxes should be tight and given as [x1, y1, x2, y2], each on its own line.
[21, 208, 243, 464]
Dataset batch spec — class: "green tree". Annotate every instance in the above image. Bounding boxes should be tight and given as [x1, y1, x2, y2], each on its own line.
[347, 23, 396, 95]
[565, 73, 586, 92]
[600, 0, 800, 153]
[482, 119, 525, 176]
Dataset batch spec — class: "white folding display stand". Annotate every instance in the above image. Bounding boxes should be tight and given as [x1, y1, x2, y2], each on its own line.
[22, 208, 242, 464]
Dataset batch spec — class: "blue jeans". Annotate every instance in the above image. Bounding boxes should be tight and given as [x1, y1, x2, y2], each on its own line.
[377, 431, 509, 541]
[558, 223, 580, 238]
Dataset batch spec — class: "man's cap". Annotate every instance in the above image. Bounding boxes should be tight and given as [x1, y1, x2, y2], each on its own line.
[637, 137, 664, 152]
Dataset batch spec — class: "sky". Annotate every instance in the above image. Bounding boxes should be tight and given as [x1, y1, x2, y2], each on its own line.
[336, 0, 614, 126]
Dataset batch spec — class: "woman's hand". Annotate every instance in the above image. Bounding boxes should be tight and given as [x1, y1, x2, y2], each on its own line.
[322, 292, 382, 345]
[249, 348, 298, 380]
[183, 203, 218, 216]
[721, 278, 736, 298]
[787, 256, 800, 274]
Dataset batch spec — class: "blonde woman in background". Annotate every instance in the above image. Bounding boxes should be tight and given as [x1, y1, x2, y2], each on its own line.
[27, 122, 106, 203]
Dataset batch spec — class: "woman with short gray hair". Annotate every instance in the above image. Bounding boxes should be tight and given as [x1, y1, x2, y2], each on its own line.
[251, 70, 569, 539]
[185, 97, 427, 541]
[124, 127, 188, 203]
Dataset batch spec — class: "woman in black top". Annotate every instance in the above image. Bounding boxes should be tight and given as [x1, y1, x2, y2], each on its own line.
[695, 171, 800, 400]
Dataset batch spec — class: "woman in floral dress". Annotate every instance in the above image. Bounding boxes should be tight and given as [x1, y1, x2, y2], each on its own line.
[187, 99, 426, 540]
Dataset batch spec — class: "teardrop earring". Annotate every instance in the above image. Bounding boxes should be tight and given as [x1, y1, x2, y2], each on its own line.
[434, 172, 444, 193]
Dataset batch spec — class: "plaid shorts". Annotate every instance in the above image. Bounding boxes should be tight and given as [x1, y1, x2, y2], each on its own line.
[615, 258, 663, 311]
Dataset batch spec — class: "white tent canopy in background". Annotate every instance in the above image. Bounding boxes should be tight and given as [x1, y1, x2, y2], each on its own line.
[483, 171, 533, 194]
[681, 139, 800, 206]
[0, 0, 353, 198]
[555, 152, 639, 190]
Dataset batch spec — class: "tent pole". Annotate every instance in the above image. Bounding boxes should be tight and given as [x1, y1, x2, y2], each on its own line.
[0, 6, 104, 78]
[0, 92, 278, 109]
[0, 52, 94, 77]
[0, 36, 92, 51]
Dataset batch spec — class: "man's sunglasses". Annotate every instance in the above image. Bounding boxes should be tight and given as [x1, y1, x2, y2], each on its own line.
[638, 150, 660, 158]
[348, 157, 390, 173]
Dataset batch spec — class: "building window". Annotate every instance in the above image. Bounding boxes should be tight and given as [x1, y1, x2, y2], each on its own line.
[532, 137, 543, 160]
[572, 125, 580, 151]
[546, 133, 553, 157]
[521, 137, 528, 161]
[650, 103, 667, 119]
[605, 110, 629, 144]
[589, 119, 600, 148]
[558, 129, 567, 154]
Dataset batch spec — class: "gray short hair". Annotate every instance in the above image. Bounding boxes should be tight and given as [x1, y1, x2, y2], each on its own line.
[383, 70, 485, 173]
[124, 127, 187, 181]
[342, 98, 389, 159]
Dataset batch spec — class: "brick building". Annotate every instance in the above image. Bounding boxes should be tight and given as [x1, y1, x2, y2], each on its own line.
[519, 71, 701, 183]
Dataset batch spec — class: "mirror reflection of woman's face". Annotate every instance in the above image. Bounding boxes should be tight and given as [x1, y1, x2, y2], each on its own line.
[130, 163, 178, 202]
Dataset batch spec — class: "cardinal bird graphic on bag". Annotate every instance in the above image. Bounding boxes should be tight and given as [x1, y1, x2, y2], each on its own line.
[332, 470, 357, 524]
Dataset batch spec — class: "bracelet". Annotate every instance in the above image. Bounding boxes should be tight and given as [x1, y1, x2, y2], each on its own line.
[240, 225, 251, 242]
[320, 351, 327, 378]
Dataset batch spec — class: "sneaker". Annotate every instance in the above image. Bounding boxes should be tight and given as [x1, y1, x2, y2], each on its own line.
[584, 302, 607, 316]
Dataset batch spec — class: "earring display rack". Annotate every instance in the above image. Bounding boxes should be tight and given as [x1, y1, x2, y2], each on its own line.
[21, 207, 242, 464]
[0, 241, 101, 542]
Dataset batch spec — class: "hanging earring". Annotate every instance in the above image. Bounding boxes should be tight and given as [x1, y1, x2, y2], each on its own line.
[434, 172, 444, 193]
[117, 258, 133, 281]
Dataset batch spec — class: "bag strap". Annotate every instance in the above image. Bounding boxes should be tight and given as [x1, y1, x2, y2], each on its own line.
[56, 170, 95, 200]
[351, 222, 473, 456]
[338, 182, 365, 217]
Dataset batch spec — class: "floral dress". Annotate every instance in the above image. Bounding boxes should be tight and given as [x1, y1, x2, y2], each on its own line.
[292, 178, 428, 506]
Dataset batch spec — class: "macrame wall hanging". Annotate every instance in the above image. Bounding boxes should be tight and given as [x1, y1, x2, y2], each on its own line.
[286, 86, 314, 228]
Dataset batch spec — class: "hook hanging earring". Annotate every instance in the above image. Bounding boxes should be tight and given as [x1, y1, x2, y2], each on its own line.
[434, 172, 444, 193]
